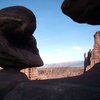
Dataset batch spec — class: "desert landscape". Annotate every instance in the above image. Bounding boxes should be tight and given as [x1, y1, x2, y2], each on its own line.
[21, 62, 83, 80]
[37, 66, 83, 80]
[22, 31, 100, 81]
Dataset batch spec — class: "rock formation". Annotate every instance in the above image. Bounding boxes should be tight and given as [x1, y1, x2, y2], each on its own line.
[91, 32, 100, 65]
[0, 2, 100, 100]
[61, 0, 100, 25]
[21, 67, 39, 80]
[0, 6, 43, 100]
[84, 31, 100, 71]
[0, 6, 43, 69]
[3, 62, 100, 100]
[0, 69, 29, 100]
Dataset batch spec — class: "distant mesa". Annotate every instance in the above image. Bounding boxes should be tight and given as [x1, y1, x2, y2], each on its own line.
[0, 6, 43, 69]
[61, 0, 100, 25]
[43, 61, 84, 68]
[21, 61, 84, 80]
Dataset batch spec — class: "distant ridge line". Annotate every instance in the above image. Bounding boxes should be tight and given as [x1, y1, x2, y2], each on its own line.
[43, 61, 84, 68]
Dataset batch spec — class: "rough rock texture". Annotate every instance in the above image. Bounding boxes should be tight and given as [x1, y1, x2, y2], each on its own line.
[21, 67, 39, 80]
[61, 0, 100, 25]
[0, 6, 43, 69]
[0, 69, 29, 100]
[84, 31, 100, 70]
[21, 67, 83, 80]
[4, 62, 100, 100]
[0, 4, 99, 100]
[91, 31, 100, 65]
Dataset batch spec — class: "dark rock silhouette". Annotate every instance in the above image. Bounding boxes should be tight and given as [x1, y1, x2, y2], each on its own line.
[0, 69, 29, 100]
[61, 0, 100, 25]
[0, 6, 43, 69]
[84, 49, 91, 73]
[64, 62, 100, 86]
[4, 63, 100, 100]
[84, 53, 87, 73]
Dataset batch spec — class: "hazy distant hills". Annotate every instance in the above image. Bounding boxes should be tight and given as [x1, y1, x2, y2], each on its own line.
[43, 61, 84, 67]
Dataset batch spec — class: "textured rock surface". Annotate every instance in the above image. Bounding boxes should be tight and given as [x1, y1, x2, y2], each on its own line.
[0, 6, 43, 69]
[0, 69, 29, 100]
[21, 67, 82, 80]
[85, 31, 100, 70]
[21, 67, 39, 80]
[61, 0, 100, 25]
[91, 31, 100, 64]
[91, 31, 100, 63]
[4, 63, 100, 100]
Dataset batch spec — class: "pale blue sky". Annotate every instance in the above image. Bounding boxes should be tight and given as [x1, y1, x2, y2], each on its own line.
[0, 0, 100, 64]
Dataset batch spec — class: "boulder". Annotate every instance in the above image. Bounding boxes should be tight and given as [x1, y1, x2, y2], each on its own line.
[61, 0, 100, 25]
[0, 6, 43, 69]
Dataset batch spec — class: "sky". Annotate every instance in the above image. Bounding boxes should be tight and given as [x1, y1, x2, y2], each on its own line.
[0, 0, 100, 64]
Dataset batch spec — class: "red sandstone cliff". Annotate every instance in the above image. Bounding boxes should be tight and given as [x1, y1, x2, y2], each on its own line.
[85, 31, 100, 70]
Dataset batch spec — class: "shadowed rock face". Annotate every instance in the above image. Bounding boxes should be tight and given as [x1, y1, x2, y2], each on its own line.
[0, 6, 36, 36]
[0, 6, 43, 69]
[61, 0, 100, 25]
[4, 63, 100, 100]
[0, 69, 29, 100]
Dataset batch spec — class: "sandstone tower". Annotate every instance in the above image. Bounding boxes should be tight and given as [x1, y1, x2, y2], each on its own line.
[91, 31, 100, 65]
[85, 31, 100, 71]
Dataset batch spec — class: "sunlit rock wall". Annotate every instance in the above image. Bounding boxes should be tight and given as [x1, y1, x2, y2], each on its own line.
[86, 31, 100, 70]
